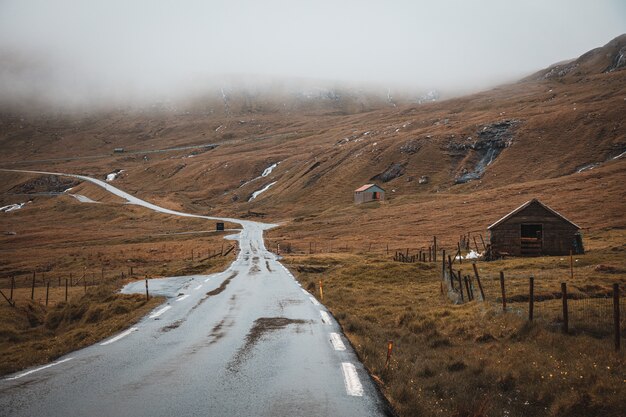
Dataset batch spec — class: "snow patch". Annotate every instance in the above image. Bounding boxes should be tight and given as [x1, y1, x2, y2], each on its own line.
[106, 170, 124, 182]
[248, 182, 277, 202]
[69, 194, 99, 204]
[0, 202, 27, 213]
[456, 250, 482, 260]
[261, 162, 279, 177]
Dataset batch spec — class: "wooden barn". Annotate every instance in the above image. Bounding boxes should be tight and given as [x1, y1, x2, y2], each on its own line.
[488, 199, 584, 256]
[354, 184, 385, 204]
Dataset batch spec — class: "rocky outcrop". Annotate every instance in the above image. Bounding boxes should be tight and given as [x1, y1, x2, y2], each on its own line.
[370, 162, 406, 183]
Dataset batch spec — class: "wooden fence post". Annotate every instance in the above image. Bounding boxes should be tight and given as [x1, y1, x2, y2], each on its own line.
[499, 271, 506, 311]
[457, 242, 463, 264]
[479, 234, 486, 251]
[441, 249, 446, 280]
[65, 278, 68, 302]
[319, 280, 324, 301]
[145, 278, 150, 301]
[457, 270, 464, 302]
[10, 276, 14, 300]
[0, 289, 14, 307]
[464, 276, 472, 301]
[614, 283, 620, 351]
[31, 271, 36, 300]
[473, 236, 480, 253]
[472, 263, 485, 301]
[433, 236, 437, 262]
[529, 275, 534, 321]
[561, 282, 569, 334]
[448, 255, 454, 289]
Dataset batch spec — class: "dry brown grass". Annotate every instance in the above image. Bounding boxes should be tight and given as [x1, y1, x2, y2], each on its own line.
[0, 173, 239, 376]
[282, 230, 625, 417]
[0, 283, 162, 376]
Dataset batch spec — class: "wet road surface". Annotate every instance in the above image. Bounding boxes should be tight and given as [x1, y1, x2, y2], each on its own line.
[0, 170, 393, 417]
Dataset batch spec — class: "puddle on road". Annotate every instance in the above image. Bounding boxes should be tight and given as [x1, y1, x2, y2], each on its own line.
[227, 317, 311, 373]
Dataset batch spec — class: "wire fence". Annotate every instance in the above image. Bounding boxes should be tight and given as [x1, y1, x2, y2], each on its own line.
[442, 266, 624, 349]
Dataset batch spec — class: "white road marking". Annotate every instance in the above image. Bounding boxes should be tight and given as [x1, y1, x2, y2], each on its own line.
[176, 294, 190, 302]
[320, 310, 331, 325]
[100, 327, 138, 346]
[330, 332, 346, 351]
[341, 362, 364, 396]
[204, 277, 211, 282]
[149, 305, 171, 319]
[301, 289, 309, 295]
[5, 358, 74, 381]
[194, 284, 202, 290]
[309, 297, 320, 306]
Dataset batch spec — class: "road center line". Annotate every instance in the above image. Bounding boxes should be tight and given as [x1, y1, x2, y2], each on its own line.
[329, 332, 346, 351]
[4, 358, 74, 381]
[309, 297, 320, 306]
[149, 305, 171, 319]
[100, 327, 138, 346]
[204, 278, 211, 282]
[176, 294, 190, 302]
[301, 289, 309, 295]
[193, 284, 202, 290]
[320, 310, 331, 325]
[341, 362, 364, 396]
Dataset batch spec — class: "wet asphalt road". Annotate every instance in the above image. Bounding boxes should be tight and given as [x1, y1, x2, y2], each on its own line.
[0, 170, 393, 417]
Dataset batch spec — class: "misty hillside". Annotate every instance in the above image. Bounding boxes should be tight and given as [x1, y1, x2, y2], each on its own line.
[1, 35, 625, 244]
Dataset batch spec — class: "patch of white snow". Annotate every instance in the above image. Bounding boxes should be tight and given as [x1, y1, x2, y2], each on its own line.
[248, 182, 277, 202]
[0, 202, 27, 213]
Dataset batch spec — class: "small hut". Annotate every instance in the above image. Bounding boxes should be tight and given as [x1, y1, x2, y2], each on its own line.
[488, 199, 583, 256]
[354, 184, 385, 204]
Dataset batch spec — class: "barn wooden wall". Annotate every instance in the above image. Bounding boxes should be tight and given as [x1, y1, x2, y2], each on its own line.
[490, 203, 579, 256]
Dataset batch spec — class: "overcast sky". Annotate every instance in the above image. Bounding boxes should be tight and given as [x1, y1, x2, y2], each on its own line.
[0, 0, 624, 105]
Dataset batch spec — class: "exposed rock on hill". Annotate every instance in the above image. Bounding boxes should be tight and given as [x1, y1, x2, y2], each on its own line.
[450, 120, 521, 184]
[370, 162, 406, 183]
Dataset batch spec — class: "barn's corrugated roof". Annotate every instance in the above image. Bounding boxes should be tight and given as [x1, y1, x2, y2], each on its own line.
[487, 199, 580, 230]
[354, 184, 384, 192]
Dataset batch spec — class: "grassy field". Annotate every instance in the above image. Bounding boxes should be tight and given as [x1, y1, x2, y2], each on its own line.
[281, 229, 625, 417]
[0, 178, 240, 376]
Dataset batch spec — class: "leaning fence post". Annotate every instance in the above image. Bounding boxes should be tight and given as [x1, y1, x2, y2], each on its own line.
[31, 271, 36, 300]
[471, 263, 485, 301]
[145, 278, 150, 301]
[457, 270, 464, 302]
[319, 280, 324, 301]
[529, 275, 534, 321]
[561, 282, 569, 334]
[499, 271, 506, 311]
[614, 283, 620, 351]
[65, 278, 68, 302]
[464, 276, 472, 301]
[10, 276, 14, 300]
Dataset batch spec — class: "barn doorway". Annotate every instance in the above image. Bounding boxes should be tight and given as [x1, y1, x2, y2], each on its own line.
[372, 192, 380, 200]
[521, 224, 542, 255]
